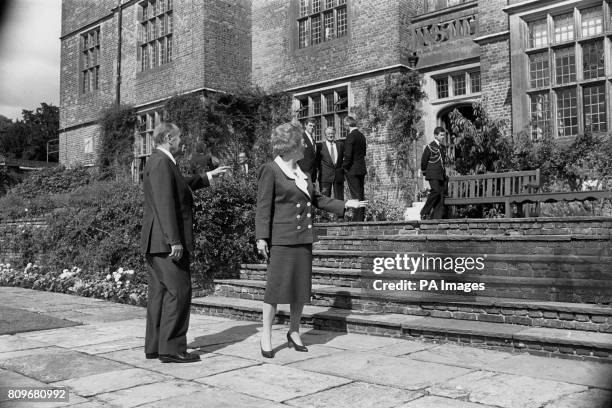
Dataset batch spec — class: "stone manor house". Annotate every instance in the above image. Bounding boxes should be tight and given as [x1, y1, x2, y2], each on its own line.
[60, 0, 612, 191]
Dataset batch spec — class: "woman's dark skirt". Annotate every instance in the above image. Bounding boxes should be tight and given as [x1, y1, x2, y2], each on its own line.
[264, 244, 313, 304]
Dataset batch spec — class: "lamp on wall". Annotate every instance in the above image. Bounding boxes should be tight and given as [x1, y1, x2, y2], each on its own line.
[407, 51, 419, 69]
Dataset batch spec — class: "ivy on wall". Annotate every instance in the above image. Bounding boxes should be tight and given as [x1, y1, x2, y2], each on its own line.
[97, 105, 137, 180]
[356, 71, 427, 203]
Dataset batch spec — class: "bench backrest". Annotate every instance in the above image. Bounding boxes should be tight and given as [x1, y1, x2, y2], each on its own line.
[446, 169, 541, 199]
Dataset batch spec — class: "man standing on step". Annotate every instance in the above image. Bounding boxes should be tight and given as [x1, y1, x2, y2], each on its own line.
[343, 116, 367, 222]
[141, 122, 229, 363]
[420, 126, 448, 220]
[298, 118, 318, 184]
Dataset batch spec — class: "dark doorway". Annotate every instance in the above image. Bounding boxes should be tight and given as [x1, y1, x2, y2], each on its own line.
[437, 103, 477, 174]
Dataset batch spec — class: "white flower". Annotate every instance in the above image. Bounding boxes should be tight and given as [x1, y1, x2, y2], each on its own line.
[106, 274, 112, 281]
[126, 270, 134, 276]
[118, 267, 124, 274]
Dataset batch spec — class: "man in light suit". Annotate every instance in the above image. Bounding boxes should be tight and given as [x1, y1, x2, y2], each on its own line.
[141, 122, 229, 363]
[317, 126, 344, 200]
[298, 118, 318, 183]
[343, 116, 367, 221]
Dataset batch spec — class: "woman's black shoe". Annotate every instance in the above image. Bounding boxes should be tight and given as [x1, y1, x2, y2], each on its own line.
[260, 342, 275, 358]
[287, 331, 308, 352]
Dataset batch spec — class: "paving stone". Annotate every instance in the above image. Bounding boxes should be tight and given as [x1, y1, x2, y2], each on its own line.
[543, 389, 612, 408]
[430, 371, 587, 408]
[515, 327, 612, 349]
[0, 335, 51, 352]
[14, 326, 135, 348]
[370, 339, 437, 356]
[286, 381, 422, 408]
[198, 363, 351, 402]
[95, 380, 203, 407]
[407, 343, 515, 369]
[397, 396, 496, 408]
[136, 385, 287, 407]
[97, 347, 214, 370]
[289, 351, 472, 390]
[52, 368, 170, 397]
[0, 349, 130, 382]
[73, 337, 144, 355]
[199, 329, 339, 365]
[489, 354, 612, 389]
[300, 331, 407, 351]
[160, 354, 259, 379]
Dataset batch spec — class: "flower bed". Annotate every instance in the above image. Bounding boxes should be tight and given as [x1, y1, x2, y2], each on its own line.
[0, 262, 148, 307]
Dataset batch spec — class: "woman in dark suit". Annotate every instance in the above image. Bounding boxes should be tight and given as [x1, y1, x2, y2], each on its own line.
[256, 122, 366, 358]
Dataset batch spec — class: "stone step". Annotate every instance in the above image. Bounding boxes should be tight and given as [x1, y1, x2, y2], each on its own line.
[190, 295, 612, 362]
[313, 234, 611, 257]
[314, 217, 612, 238]
[213, 279, 612, 332]
[240, 263, 612, 290]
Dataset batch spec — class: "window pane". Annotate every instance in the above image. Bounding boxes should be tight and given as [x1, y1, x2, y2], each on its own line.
[324, 11, 334, 40]
[324, 93, 334, 113]
[142, 4, 148, 20]
[530, 93, 550, 139]
[557, 88, 578, 137]
[581, 7, 603, 37]
[300, 0, 308, 17]
[554, 13, 574, 42]
[529, 19, 548, 47]
[298, 98, 309, 118]
[168, 13, 173, 33]
[325, 0, 335, 9]
[582, 40, 604, 79]
[298, 20, 309, 48]
[311, 15, 321, 45]
[313, 95, 321, 115]
[583, 85, 607, 132]
[337, 7, 347, 37]
[312, 0, 320, 13]
[167, 35, 172, 61]
[554, 46, 575, 84]
[453, 74, 466, 95]
[436, 77, 449, 98]
[471, 71, 481, 93]
[529, 51, 550, 88]
[313, 117, 321, 140]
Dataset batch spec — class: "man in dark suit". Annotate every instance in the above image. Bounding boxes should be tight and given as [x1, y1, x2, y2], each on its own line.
[141, 122, 229, 363]
[298, 118, 318, 183]
[317, 126, 344, 200]
[420, 126, 448, 220]
[342, 116, 367, 221]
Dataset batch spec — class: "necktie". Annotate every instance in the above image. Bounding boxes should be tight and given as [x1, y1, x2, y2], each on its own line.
[330, 142, 336, 165]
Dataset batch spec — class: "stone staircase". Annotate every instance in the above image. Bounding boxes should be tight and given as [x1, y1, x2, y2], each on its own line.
[192, 216, 612, 361]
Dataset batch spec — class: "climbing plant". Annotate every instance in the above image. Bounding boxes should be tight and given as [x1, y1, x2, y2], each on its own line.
[358, 70, 427, 202]
[97, 105, 137, 180]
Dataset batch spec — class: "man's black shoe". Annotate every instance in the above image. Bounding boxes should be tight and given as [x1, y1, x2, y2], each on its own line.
[145, 352, 159, 360]
[158, 352, 201, 363]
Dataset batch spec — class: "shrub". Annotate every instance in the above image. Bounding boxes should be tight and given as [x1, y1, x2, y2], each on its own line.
[6, 165, 93, 200]
[191, 176, 259, 287]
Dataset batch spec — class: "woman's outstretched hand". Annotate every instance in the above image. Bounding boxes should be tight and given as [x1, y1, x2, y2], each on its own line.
[256, 239, 269, 262]
[345, 200, 368, 209]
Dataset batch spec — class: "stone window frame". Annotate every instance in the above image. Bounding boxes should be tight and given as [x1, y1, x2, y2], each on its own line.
[138, 0, 173, 72]
[133, 109, 163, 182]
[433, 69, 481, 101]
[80, 27, 100, 94]
[297, 0, 348, 49]
[583, 83, 607, 132]
[523, 2, 612, 138]
[294, 84, 349, 142]
[425, 0, 473, 13]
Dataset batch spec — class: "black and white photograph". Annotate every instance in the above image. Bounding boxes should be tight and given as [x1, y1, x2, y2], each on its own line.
[1, 0, 612, 407]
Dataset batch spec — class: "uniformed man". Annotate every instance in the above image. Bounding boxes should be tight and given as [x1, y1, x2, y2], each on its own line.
[420, 126, 448, 220]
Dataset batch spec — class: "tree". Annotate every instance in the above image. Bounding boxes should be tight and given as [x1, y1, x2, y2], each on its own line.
[0, 104, 59, 161]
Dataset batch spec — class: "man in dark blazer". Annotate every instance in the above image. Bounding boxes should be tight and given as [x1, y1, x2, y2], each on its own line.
[298, 118, 318, 183]
[317, 126, 344, 200]
[141, 122, 228, 363]
[342, 116, 367, 221]
[420, 126, 448, 220]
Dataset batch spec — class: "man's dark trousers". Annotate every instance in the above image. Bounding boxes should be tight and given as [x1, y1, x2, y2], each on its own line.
[346, 175, 365, 221]
[321, 182, 344, 200]
[145, 253, 191, 355]
[422, 179, 445, 219]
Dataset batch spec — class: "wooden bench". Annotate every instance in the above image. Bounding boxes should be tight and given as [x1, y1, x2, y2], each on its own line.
[444, 169, 612, 218]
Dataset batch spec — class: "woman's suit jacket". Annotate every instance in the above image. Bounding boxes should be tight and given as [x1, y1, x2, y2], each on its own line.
[256, 160, 345, 245]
